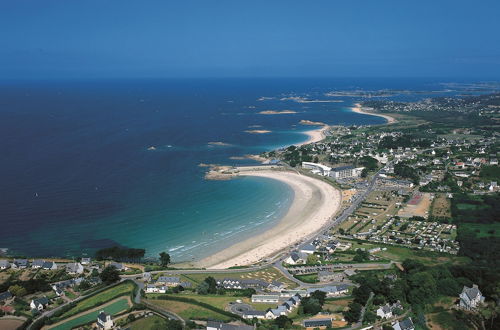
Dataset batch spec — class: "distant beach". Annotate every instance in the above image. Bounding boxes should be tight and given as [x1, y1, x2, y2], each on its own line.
[195, 168, 342, 269]
[296, 125, 329, 146]
[351, 103, 396, 124]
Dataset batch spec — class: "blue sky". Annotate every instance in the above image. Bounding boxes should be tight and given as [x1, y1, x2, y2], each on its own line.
[1, 0, 499, 79]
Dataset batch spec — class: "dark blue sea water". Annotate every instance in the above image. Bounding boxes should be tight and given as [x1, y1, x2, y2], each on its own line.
[0, 78, 493, 261]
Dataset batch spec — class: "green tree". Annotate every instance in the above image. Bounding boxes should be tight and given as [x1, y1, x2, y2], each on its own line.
[274, 315, 292, 328]
[307, 254, 319, 264]
[363, 310, 377, 324]
[343, 302, 363, 323]
[310, 290, 327, 305]
[8, 285, 27, 297]
[196, 281, 209, 295]
[159, 252, 171, 267]
[204, 276, 217, 294]
[302, 297, 322, 315]
[99, 265, 121, 284]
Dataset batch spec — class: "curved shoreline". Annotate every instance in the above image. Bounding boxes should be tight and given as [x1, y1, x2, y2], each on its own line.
[195, 169, 342, 269]
[296, 125, 329, 146]
[351, 103, 396, 124]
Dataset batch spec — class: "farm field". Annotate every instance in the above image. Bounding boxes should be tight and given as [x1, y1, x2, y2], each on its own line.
[145, 298, 232, 321]
[55, 281, 135, 320]
[431, 193, 451, 218]
[129, 315, 166, 330]
[0, 319, 25, 330]
[47, 297, 131, 330]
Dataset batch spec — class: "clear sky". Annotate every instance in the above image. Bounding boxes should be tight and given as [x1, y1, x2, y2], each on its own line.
[1, 0, 500, 79]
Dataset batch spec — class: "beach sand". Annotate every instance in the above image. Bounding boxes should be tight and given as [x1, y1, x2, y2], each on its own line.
[351, 103, 396, 124]
[296, 125, 329, 146]
[196, 169, 341, 269]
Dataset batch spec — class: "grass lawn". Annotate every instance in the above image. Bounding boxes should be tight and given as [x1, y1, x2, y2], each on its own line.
[58, 281, 135, 319]
[376, 245, 468, 265]
[162, 293, 237, 310]
[145, 298, 231, 321]
[323, 297, 353, 313]
[129, 315, 166, 330]
[49, 297, 130, 330]
[293, 273, 318, 283]
[65, 290, 77, 299]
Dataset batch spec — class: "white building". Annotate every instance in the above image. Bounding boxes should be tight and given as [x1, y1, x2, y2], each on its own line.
[302, 162, 331, 176]
[251, 294, 280, 303]
[66, 263, 84, 274]
[330, 166, 364, 179]
[459, 284, 485, 310]
[97, 311, 114, 330]
[30, 297, 49, 311]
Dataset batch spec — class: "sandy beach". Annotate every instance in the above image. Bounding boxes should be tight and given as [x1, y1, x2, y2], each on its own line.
[296, 125, 329, 146]
[196, 169, 341, 269]
[351, 103, 396, 124]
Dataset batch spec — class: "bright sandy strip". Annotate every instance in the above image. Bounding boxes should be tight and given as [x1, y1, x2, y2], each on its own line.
[351, 103, 396, 124]
[196, 169, 341, 269]
[296, 125, 328, 146]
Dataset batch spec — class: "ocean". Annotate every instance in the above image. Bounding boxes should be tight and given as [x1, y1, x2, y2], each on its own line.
[0, 78, 487, 261]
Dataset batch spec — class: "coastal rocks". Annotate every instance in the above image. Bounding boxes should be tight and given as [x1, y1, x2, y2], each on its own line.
[204, 165, 239, 180]
[300, 119, 327, 126]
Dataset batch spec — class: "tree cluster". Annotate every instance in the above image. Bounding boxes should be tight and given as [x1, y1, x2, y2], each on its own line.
[95, 246, 145, 262]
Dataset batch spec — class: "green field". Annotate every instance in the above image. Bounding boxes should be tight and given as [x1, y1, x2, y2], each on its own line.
[293, 273, 318, 283]
[129, 315, 166, 330]
[50, 297, 130, 330]
[145, 298, 231, 321]
[461, 222, 500, 238]
[58, 281, 135, 319]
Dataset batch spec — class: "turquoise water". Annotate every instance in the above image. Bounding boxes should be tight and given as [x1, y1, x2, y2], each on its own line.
[2, 77, 470, 261]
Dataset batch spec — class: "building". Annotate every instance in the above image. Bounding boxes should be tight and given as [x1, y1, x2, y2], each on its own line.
[266, 306, 287, 319]
[97, 311, 114, 330]
[318, 270, 344, 282]
[12, 259, 28, 269]
[330, 165, 364, 179]
[31, 259, 45, 269]
[300, 244, 316, 254]
[81, 257, 91, 265]
[302, 162, 331, 176]
[392, 317, 415, 330]
[303, 317, 333, 330]
[66, 262, 84, 274]
[0, 291, 13, 302]
[459, 284, 485, 310]
[108, 262, 127, 271]
[42, 261, 58, 270]
[267, 281, 285, 292]
[242, 310, 266, 319]
[307, 285, 349, 297]
[217, 278, 268, 290]
[377, 304, 393, 319]
[285, 252, 305, 265]
[206, 321, 254, 330]
[157, 276, 181, 287]
[0, 260, 10, 270]
[251, 294, 280, 303]
[30, 297, 49, 311]
[377, 301, 403, 319]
